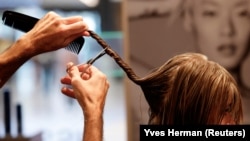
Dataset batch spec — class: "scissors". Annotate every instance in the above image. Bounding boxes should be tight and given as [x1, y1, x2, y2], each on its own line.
[66, 48, 107, 76]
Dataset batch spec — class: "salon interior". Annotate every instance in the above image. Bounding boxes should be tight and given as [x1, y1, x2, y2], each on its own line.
[0, 0, 127, 141]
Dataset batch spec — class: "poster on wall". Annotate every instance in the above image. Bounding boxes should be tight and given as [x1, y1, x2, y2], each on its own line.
[125, 0, 250, 140]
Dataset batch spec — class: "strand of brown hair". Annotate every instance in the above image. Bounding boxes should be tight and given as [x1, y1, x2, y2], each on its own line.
[88, 30, 143, 84]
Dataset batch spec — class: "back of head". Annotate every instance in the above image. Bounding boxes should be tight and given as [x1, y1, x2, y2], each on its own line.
[86, 31, 243, 125]
[140, 52, 243, 125]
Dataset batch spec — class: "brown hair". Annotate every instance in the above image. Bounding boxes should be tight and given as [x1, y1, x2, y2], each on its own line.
[88, 30, 243, 124]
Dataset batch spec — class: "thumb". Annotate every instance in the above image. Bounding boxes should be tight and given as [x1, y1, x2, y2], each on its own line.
[68, 65, 81, 79]
[66, 62, 80, 78]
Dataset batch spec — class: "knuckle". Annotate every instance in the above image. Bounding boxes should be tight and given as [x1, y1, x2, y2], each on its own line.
[47, 11, 58, 17]
[99, 73, 107, 80]
[76, 16, 83, 21]
[71, 77, 81, 84]
[52, 18, 62, 27]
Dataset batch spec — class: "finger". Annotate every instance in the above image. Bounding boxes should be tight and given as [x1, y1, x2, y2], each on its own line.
[64, 21, 90, 36]
[63, 16, 83, 24]
[60, 76, 71, 85]
[83, 30, 90, 36]
[79, 65, 91, 79]
[68, 65, 81, 78]
[78, 64, 91, 74]
[38, 11, 61, 27]
[66, 62, 74, 73]
[61, 87, 76, 99]
[45, 11, 60, 19]
[77, 64, 90, 71]
[81, 72, 90, 80]
[63, 33, 87, 46]
[81, 66, 104, 82]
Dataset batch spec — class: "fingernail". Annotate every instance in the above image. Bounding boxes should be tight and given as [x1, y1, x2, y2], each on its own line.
[66, 62, 74, 73]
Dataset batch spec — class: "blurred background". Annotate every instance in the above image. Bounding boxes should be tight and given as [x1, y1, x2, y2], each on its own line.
[0, 0, 127, 141]
[2, 0, 250, 141]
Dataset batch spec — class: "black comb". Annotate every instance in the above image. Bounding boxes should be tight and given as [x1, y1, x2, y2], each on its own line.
[2, 10, 84, 54]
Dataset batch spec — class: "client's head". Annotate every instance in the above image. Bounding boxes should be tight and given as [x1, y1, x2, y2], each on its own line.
[140, 53, 242, 125]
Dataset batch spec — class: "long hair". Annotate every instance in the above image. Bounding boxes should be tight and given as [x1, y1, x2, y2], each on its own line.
[88, 30, 243, 124]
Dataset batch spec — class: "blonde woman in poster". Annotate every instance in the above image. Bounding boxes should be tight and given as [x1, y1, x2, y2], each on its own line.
[181, 0, 250, 124]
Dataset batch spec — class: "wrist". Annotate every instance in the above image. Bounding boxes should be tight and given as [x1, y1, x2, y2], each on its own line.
[16, 35, 37, 58]
[84, 109, 103, 122]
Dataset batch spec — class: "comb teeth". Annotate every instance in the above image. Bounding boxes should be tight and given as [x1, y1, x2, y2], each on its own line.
[65, 37, 84, 54]
[2, 10, 85, 54]
[65, 37, 85, 54]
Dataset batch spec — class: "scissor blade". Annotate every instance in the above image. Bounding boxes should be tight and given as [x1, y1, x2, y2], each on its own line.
[87, 48, 107, 65]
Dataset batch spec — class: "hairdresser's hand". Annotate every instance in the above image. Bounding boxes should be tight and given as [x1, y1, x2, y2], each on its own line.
[61, 62, 109, 116]
[20, 11, 89, 56]
[61, 62, 108, 141]
[0, 11, 90, 88]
